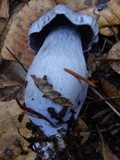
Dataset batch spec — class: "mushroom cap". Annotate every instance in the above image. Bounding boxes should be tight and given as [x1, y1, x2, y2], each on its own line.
[29, 4, 99, 53]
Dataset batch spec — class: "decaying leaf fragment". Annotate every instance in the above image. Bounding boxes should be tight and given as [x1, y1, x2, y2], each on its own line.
[100, 77, 120, 108]
[79, 0, 120, 28]
[0, 0, 9, 18]
[55, 0, 98, 11]
[77, 118, 90, 145]
[0, 78, 20, 89]
[1, 0, 56, 67]
[100, 26, 118, 36]
[0, 100, 36, 160]
[108, 41, 120, 74]
[0, 76, 25, 102]
[31, 75, 74, 109]
[98, 128, 119, 160]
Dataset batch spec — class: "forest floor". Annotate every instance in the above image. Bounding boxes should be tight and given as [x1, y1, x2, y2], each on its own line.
[0, 0, 120, 160]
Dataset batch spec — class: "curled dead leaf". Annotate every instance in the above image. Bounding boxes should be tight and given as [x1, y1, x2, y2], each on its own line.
[80, 131, 91, 145]
[1, 0, 56, 67]
[0, 78, 25, 102]
[100, 26, 118, 36]
[107, 41, 120, 74]
[0, 0, 9, 18]
[55, 0, 98, 11]
[79, 0, 120, 28]
[98, 127, 120, 160]
[31, 75, 74, 109]
[100, 77, 120, 108]
[0, 78, 20, 89]
[77, 118, 88, 131]
[77, 118, 90, 145]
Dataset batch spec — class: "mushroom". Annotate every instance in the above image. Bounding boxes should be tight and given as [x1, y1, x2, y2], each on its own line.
[25, 4, 99, 159]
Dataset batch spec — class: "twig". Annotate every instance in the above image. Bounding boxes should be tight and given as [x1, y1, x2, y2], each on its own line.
[16, 99, 56, 127]
[91, 88, 120, 117]
[100, 112, 113, 124]
[95, 57, 120, 61]
[91, 108, 111, 119]
[88, 95, 120, 105]
[100, 37, 107, 53]
[6, 47, 28, 72]
[64, 68, 97, 88]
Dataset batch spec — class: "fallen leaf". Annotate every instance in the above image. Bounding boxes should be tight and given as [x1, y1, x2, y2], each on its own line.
[0, 77, 20, 89]
[1, 0, 56, 67]
[0, 75, 24, 102]
[77, 118, 88, 131]
[0, 60, 27, 82]
[55, 0, 98, 11]
[100, 26, 118, 36]
[77, 118, 90, 145]
[98, 127, 120, 160]
[31, 75, 74, 109]
[79, 0, 120, 28]
[0, 0, 9, 18]
[87, 52, 101, 75]
[1, 0, 117, 67]
[0, 19, 7, 35]
[100, 77, 120, 108]
[107, 41, 120, 74]
[0, 100, 36, 160]
[80, 131, 91, 145]
[92, 108, 111, 119]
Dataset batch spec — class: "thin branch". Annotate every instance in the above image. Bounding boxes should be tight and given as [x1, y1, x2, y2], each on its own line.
[64, 68, 97, 88]
[88, 95, 120, 105]
[91, 88, 120, 117]
[6, 47, 28, 72]
[16, 99, 57, 127]
[95, 57, 120, 61]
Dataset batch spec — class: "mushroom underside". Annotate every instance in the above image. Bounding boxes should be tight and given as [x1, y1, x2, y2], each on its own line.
[29, 15, 93, 53]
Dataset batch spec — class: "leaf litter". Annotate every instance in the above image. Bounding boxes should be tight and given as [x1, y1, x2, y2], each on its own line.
[0, 0, 120, 160]
[31, 75, 74, 109]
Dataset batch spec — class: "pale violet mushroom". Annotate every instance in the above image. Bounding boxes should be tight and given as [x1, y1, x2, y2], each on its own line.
[25, 4, 99, 159]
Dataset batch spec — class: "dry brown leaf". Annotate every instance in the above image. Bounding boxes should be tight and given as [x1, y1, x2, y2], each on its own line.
[55, 0, 98, 11]
[79, 0, 120, 28]
[87, 52, 101, 75]
[80, 131, 91, 145]
[100, 26, 118, 36]
[0, 61, 27, 82]
[0, 78, 20, 89]
[98, 128, 120, 160]
[1, 0, 120, 67]
[102, 141, 119, 159]
[0, 0, 9, 18]
[77, 118, 90, 145]
[77, 118, 88, 131]
[1, 0, 56, 67]
[0, 100, 36, 160]
[92, 108, 111, 119]
[0, 75, 24, 102]
[100, 77, 120, 108]
[0, 19, 7, 35]
[107, 41, 120, 74]
[31, 75, 74, 109]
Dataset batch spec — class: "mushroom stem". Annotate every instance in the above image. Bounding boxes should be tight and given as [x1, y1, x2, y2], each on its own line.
[25, 4, 99, 159]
